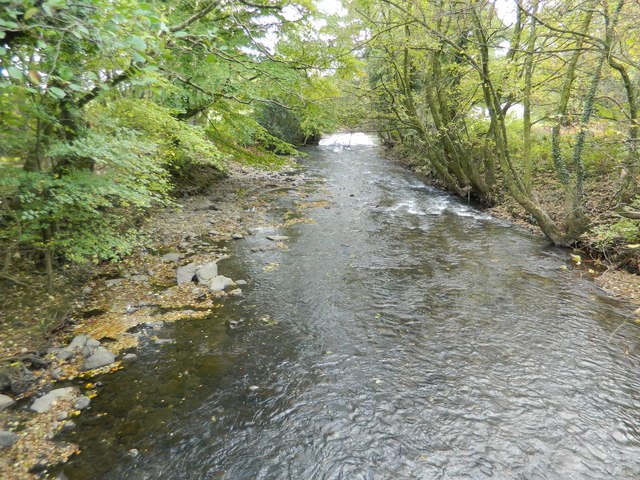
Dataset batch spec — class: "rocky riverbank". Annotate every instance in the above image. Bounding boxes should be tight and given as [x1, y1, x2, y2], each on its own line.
[0, 161, 310, 480]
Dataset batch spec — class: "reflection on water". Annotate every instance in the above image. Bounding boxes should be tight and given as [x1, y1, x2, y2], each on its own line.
[58, 134, 640, 479]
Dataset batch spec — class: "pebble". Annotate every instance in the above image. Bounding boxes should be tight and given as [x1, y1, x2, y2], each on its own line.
[231, 233, 244, 240]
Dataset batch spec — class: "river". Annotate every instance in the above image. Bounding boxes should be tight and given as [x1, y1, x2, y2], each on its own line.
[57, 133, 640, 479]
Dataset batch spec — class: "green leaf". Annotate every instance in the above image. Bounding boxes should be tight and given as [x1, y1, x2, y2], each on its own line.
[48, 86, 66, 98]
[173, 31, 189, 38]
[132, 52, 146, 63]
[128, 35, 147, 51]
[23, 7, 38, 20]
[7, 67, 23, 80]
[58, 65, 73, 81]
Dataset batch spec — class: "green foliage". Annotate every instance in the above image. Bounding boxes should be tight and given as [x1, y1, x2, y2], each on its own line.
[0, 0, 346, 283]
[101, 99, 226, 172]
[0, 127, 169, 263]
[591, 218, 640, 247]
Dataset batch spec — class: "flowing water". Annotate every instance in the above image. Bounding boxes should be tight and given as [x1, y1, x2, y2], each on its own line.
[58, 133, 640, 479]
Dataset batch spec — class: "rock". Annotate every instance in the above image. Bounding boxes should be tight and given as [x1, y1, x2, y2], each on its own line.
[0, 363, 34, 395]
[74, 396, 91, 410]
[58, 411, 69, 421]
[82, 287, 93, 295]
[160, 252, 181, 263]
[130, 274, 149, 284]
[105, 278, 125, 287]
[209, 275, 233, 292]
[266, 235, 289, 242]
[128, 448, 139, 457]
[31, 387, 75, 413]
[68, 334, 91, 351]
[122, 353, 138, 362]
[81, 347, 115, 371]
[81, 345, 95, 357]
[0, 373, 11, 392]
[178, 241, 190, 250]
[49, 348, 74, 361]
[154, 338, 175, 346]
[14, 354, 48, 369]
[61, 420, 76, 431]
[86, 338, 100, 348]
[228, 289, 243, 296]
[231, 233, 244, 240]
[125, 305, 141, 314]
[0, 431, 18, 448]
[0, 394, 14, 411]
[53, 349, 72, 361]
[176, 263, 198, 285]
[236, 279, 247, 286]
[195, 262, 219, 284]
[182, 231, 198, 240]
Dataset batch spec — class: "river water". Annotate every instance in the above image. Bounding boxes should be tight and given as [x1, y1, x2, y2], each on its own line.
[58, 133, 640, 479]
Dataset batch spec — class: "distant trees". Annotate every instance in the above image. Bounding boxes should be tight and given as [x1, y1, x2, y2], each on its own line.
[346, 0, 639, 246]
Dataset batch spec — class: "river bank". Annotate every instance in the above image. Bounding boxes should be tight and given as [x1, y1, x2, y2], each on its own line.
[0, 161, 309, 479]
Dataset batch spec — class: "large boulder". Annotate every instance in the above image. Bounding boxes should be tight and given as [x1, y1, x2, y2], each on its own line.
[30, 387, 75, 413]
[196, 262, 218, 285]
[81, 347, 115, 371]
[176, 263, 198, 285]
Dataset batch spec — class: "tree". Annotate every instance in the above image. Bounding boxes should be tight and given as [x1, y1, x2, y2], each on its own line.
[346, 0, 637, 246]
[0, 0, 344, 287]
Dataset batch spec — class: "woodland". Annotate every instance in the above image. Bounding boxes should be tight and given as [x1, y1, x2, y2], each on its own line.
[1, 0, 640, 289]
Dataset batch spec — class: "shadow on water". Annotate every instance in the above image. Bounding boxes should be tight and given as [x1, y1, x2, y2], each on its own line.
[56, 133, 640, 479]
